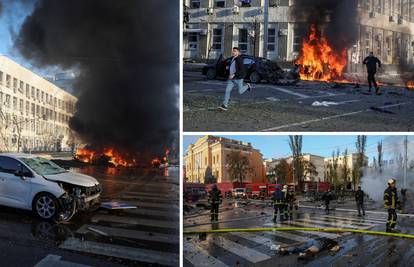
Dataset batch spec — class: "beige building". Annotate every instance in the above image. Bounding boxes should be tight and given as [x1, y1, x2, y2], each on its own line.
[265, 154, 325, 183]
[0, 55, 77, 152]
[183, 0, 414, 74]
[184, 135, 266, 183]
[324, 153, 369, 184]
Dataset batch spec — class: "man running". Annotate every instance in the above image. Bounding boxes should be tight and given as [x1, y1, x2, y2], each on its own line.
[363, 51, 381, 95]
[219, 47, 251, 111]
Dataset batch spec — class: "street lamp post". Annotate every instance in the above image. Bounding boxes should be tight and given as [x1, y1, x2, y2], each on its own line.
[263, 0, 269, 57]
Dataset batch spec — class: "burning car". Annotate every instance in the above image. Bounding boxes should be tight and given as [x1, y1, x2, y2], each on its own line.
[202, 54, 299, 85]
[0, 153, 101, 222]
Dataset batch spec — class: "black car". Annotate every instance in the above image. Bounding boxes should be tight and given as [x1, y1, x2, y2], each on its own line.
[202, 54, 299, 84]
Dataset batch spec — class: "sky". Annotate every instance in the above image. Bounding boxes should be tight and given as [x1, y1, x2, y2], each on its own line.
[183, 135, 413, 164]
[0, 1, 62, 77]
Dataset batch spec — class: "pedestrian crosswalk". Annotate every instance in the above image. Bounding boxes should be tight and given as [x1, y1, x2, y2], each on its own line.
[60, 174, 179, 267]
[184, 212, 385, 267]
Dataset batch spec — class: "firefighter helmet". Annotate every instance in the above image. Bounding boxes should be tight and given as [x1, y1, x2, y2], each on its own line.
[387, 179, 396, 185]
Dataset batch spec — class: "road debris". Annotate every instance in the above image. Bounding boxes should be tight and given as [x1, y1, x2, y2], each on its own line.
[100, 202, 137, 210]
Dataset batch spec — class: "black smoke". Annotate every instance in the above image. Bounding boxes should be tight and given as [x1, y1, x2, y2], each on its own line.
[291, 0, 359, 52]
[9, 0, 179, 159]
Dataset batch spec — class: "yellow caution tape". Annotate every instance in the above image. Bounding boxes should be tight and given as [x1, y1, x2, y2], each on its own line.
[183, 227, 414, 239]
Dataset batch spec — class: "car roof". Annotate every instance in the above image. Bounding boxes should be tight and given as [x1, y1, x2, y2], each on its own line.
[0, 153, 44, 159]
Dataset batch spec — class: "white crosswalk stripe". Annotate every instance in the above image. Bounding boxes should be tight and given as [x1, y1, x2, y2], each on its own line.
[184, 214, 383, 266]
[59, 175, 179, 266]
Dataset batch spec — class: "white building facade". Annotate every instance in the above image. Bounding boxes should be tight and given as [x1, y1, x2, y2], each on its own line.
[0, 55, 77, 153]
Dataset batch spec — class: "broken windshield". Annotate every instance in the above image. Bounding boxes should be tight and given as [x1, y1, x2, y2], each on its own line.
[20, 157, 67, 175]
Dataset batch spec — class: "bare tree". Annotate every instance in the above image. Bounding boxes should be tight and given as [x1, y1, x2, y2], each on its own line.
[226, 151, 252, 185]
[273, 158, 292, 184]
[289, 135, 304, 186]
[377, 141, 383, 173]
[353, 135, 367, 189]
[303, 159, 318, 181]
[342, 148, 350, 184]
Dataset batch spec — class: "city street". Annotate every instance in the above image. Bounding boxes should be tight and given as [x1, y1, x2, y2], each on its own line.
[0, 164, 179, 267]
[183, 71, 414, 132]
[183, 198, 414, 266]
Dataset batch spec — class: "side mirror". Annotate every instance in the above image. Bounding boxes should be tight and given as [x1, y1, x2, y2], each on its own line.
[14, 170, 24, 178]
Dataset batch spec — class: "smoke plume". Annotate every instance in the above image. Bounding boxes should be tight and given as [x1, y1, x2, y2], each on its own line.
[291, 0, 359, 52]
[361, 137, 414, 211]
[8, 0, 179, 158]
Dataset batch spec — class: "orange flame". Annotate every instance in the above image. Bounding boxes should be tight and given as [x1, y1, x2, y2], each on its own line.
[295, 25, 348, 82]
[75, 147, 136, 167]
[406, 81, 414, 89]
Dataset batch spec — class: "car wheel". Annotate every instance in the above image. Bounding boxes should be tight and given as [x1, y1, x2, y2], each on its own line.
[249, 71, 261, 84]
[34, 193, 59, 220]
[206, 68, 216, 79]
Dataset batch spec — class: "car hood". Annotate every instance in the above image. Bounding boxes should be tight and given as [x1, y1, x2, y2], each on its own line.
[44, 172, 99, 187]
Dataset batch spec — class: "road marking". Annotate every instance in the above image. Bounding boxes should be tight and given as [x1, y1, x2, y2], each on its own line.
[262, 101, 412, 131]
[264, 222, 340, 239]
[260, 86, 309, 98]
[266, 230, 310, 242]
[60, 238, 178, 267]
[266, 97, 280, 101]
[121, 194, 176, 203]
[120, 201, 179, 210]
[34, 255, 90, 267]
[323, 215, 385, 224]
[198, 81, 226, 86]
[91, 215, 178, 229]
[211, 236, 271, 263]
[313, 216, 377, 226]
[124, 191, 176, 198]
[77, 224, 179, 245]
[230, 232, 282, 247]
[125, 207, 179, 218]
[297, 218, 374, 229]
[184, 242, 229, 267]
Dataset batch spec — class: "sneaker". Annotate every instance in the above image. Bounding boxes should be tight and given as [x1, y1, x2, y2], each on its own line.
[247, 83, 252, 92]
[219, 104, 228, 111]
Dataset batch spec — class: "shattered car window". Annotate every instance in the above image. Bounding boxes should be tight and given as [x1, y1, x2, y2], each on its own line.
[20, 157, 67, 175]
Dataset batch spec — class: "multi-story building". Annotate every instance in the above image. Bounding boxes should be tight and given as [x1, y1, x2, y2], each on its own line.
[183, 0, 414, 74]
[184, 135, 266, 183]
[324, 153, 369, 185]
[265, 154, 325, 183]
[0, 55, 77, 152]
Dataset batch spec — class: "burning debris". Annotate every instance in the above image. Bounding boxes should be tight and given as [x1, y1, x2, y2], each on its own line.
[296, 25, 347, 82]
[6, 0, 179, 160]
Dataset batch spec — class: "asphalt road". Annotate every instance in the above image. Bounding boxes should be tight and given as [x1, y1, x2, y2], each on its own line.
[183, 198, 414, 267]
[183, 72, 414, 132]
[0, 165, 179, 267]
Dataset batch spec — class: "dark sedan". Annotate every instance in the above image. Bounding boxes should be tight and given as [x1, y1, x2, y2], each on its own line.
[202, 54, 299, 84]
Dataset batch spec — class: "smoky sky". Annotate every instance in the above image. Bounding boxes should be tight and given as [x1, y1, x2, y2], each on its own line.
[291, 0, 359, 51]
[9, 0, 179, 158]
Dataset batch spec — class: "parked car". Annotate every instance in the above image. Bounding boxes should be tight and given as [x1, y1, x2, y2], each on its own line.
[0, 153, 101, 222]
[202, 54, 299, 84]
[232, 188, 247, 198]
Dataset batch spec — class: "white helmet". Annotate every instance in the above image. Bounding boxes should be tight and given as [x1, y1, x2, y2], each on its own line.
[283, 185, 288, 189]
[387, 178, 396, 185]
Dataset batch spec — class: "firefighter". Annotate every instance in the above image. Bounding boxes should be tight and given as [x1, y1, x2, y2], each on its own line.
[384, 179, 400, 232]
[272, 185, 286, 222]
[355, 186, 365, 216]
[322, 189, 332, 215]
[363, 51, 382, 95]
[208, 185, 222, 221]
[286, 186, 297, 219]
[282, 185, 289, 219]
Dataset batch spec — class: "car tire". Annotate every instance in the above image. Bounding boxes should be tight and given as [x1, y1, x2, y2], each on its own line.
[33, 193, 59, 220]
[206, 68, 216, 79]
[249, 71, 261, 84]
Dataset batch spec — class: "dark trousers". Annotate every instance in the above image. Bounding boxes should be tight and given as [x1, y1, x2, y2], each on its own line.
[386, 208, 397, 230]
[325, 202, 330, 214]
[367, 71, 378, 89]
[273, 204, 285, 222]
[211, 204, 219, 221]
[357, 202, 365, 215]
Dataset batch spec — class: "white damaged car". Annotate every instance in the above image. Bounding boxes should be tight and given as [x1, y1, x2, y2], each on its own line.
[0, 153, 101, 221]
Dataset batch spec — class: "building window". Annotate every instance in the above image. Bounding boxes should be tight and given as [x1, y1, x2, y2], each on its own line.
[215, 0, 225, 8]
[238, 28, 248, 53]
[41, 91, 44, 102]
[19, 99, 23, 113]
[6, 74, 10, 88]
[13, 97, 17, 111]
[188, 32, 198, 50]
[26, 85, 30, 98]
[191, 0, 200, 8]
[241, 0, 251, 7]
[31, 87, 35, 98]
[36, 89, 40, 100]
[0, 71, 3, 84]
[212, 28, 223, 50]
[268, 28, 276, 51]
[13, 78, 17, 89]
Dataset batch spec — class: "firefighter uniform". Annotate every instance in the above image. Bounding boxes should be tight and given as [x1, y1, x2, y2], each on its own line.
[286, 188, 297, 219]
[384, 180, 399, 232]
[208, 187, 222, 221]
[272, 186, 286, 222]
[282, 185, 289, 219]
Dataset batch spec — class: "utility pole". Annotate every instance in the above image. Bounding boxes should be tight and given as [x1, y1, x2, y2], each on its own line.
[263, 0, 269, 58]
[404, 135, 408, 189]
